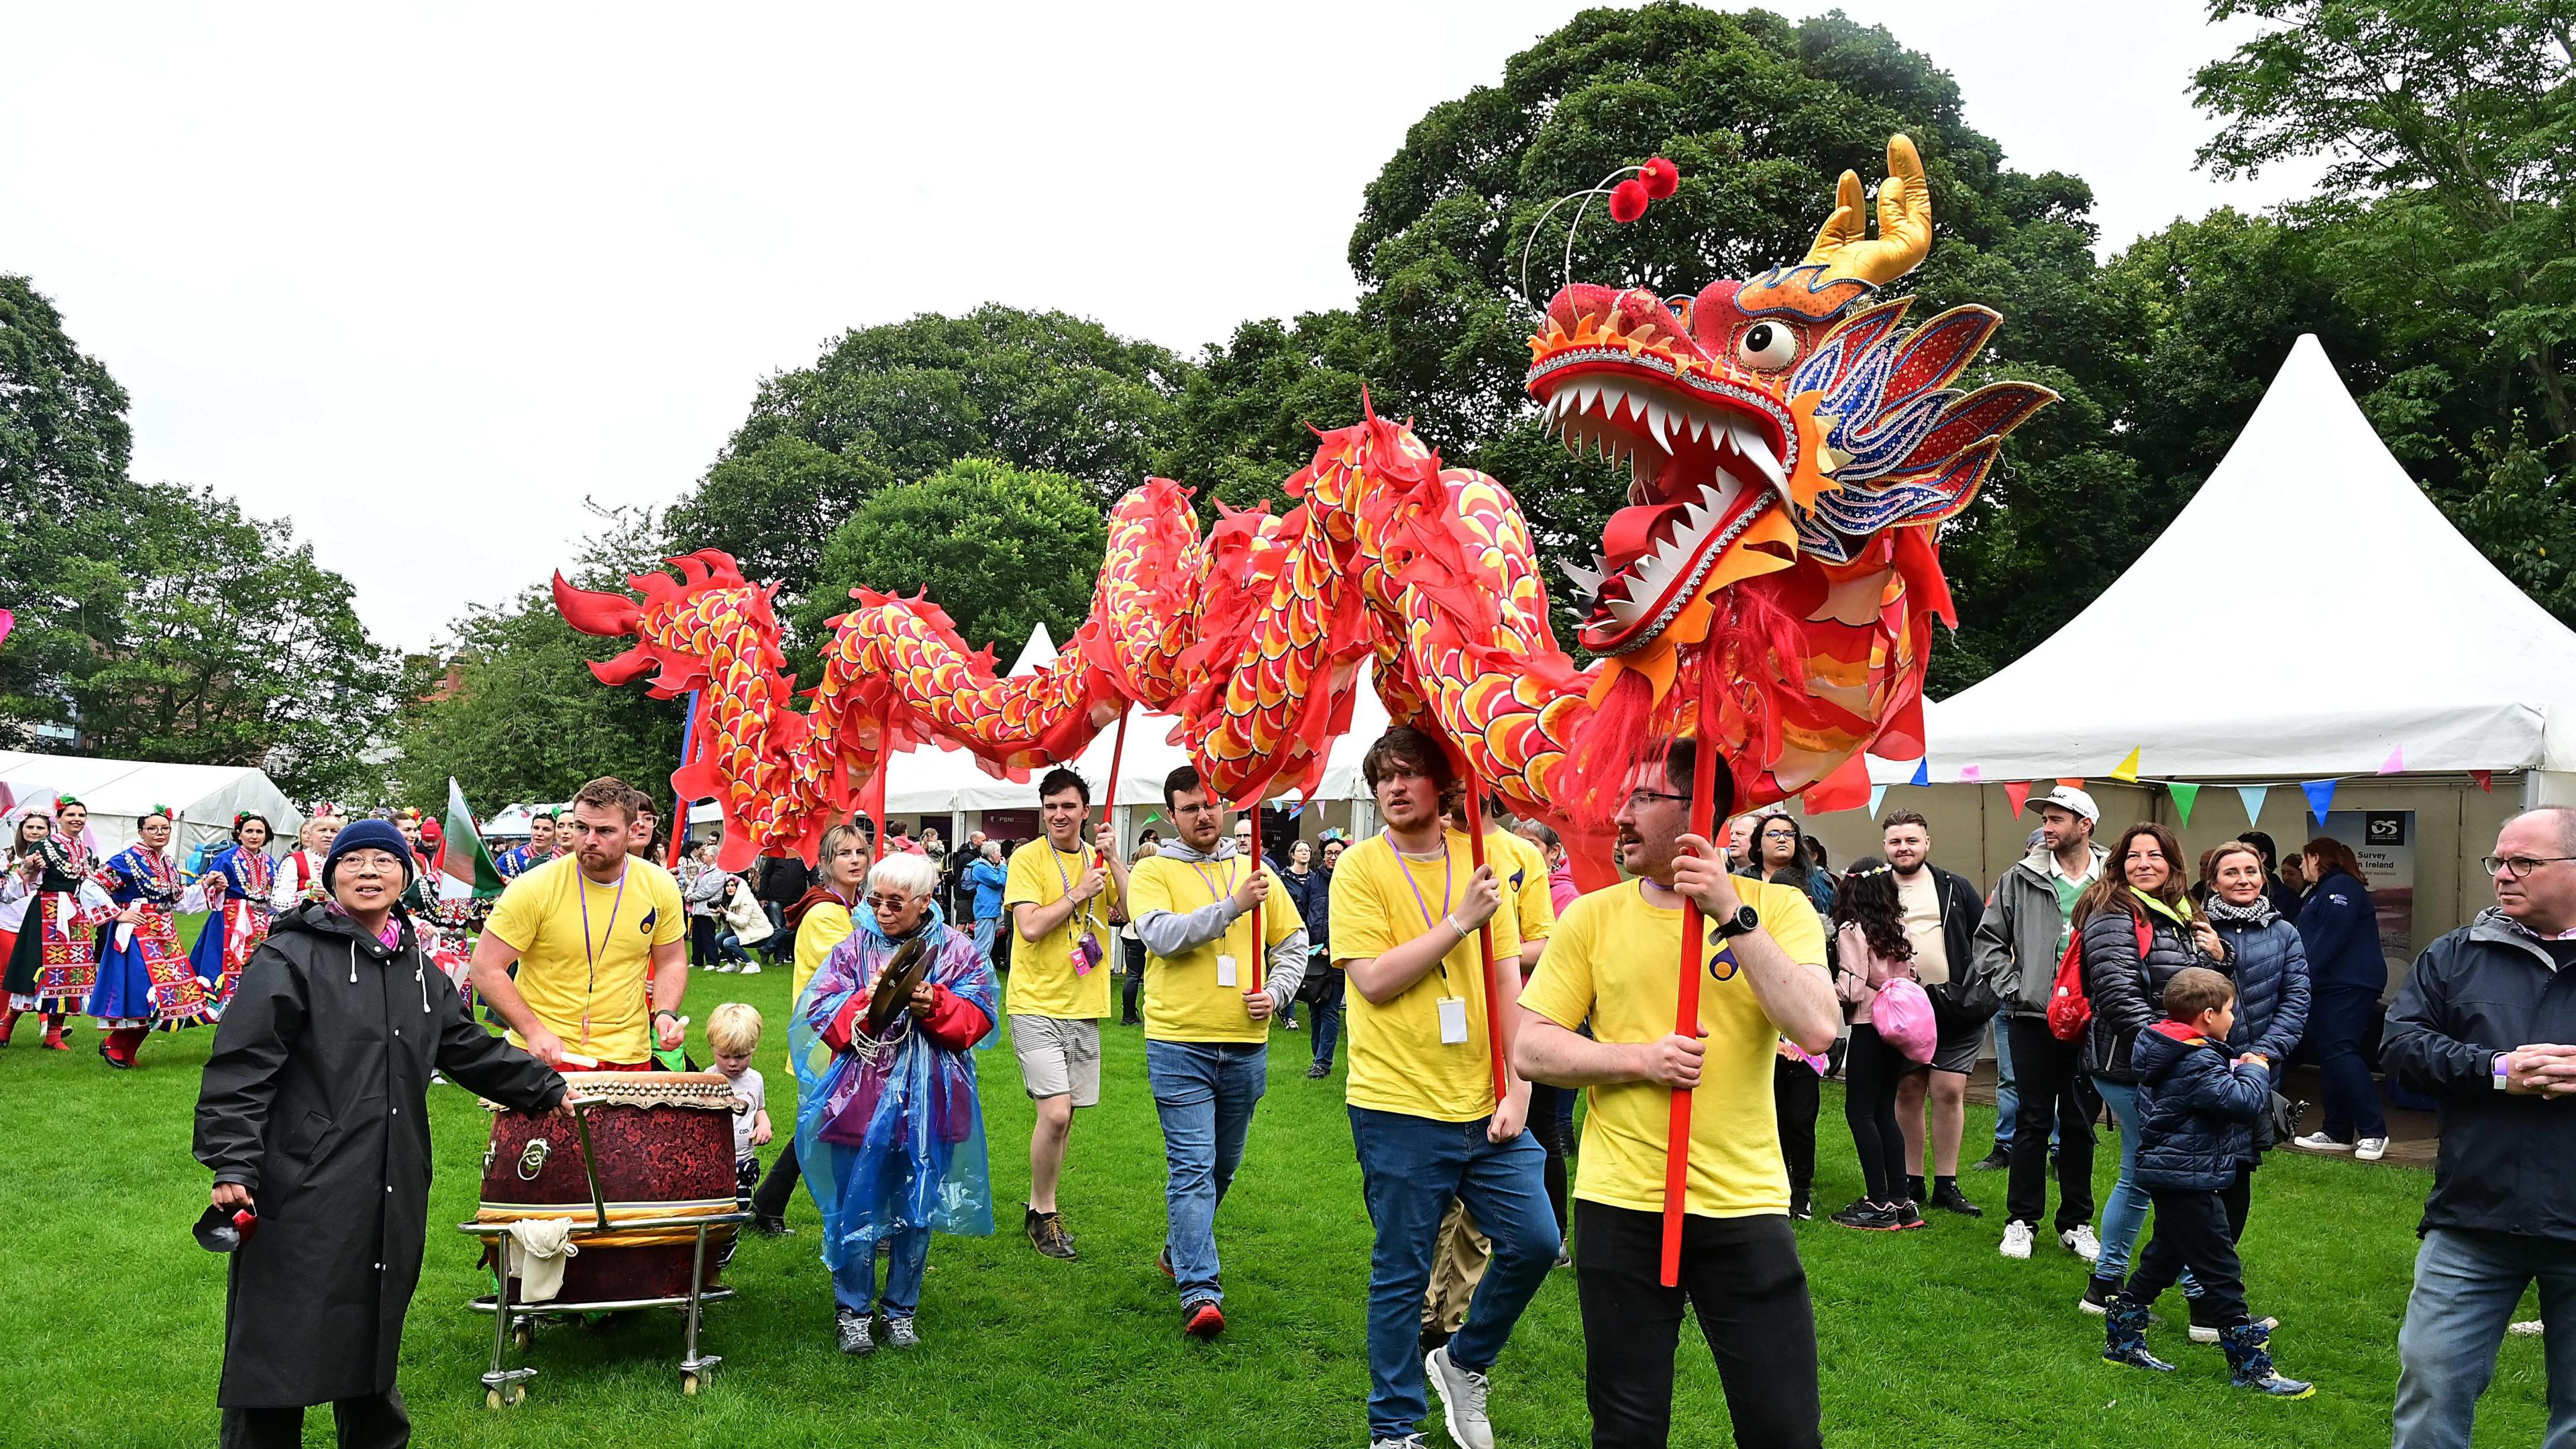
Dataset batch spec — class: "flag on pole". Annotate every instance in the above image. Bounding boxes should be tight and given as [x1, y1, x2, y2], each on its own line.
[441, 779, 507, 899]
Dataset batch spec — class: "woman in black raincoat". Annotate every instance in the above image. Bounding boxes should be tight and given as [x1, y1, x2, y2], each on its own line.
[195, 818, 564, 1448]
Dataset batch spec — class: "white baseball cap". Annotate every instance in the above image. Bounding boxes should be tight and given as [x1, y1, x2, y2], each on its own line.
[2035, 785, 2099, 824]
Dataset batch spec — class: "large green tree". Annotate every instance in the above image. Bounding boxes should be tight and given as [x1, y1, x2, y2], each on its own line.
[665, 305, 1190, 610]
[794, 459, 1110, 657]
[394, 504, 686, 814]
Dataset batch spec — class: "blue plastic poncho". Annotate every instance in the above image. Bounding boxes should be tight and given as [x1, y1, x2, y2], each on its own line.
[788, 900, 997, 1275]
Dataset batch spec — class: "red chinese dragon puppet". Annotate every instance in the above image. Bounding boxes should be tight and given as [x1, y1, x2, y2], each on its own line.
[555, 136, 2052, 885]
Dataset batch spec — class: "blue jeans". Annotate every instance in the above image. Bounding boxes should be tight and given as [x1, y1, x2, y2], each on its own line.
[1350, 1106, 1560, 1441]
[1311, 965, 1345, 1071]
[1992, 1019, 2018, 1148]
[2396, 1227, 2576, 1448]
[2094, 1077, 2149, 1277]
[829, 1225, 930, 1317]
[1145, 1040, 1269, 1305]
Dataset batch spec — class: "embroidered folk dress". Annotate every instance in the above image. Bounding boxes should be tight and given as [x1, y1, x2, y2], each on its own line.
[3, 835, 115, 1013]
[188, 845, 278, 1008]
[89, 843, 219, 1030]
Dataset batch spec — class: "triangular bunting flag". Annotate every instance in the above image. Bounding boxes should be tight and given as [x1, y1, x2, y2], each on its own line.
[2004, 782, 2033, 818]
[2471, 769, 2493, 793]
[441, 778, 508, 899]
[2236, 786, 2268, 826]
[1960, 763, 1983, 782]
[1802, 753, 1872, 813]
[2110, 747, 2142, 784]
[1868, 785, 1888, 818]
[2063, 777, 2085, 790]
[1908, 757, 1929, 787]
[2379, 745, 2405, 773]
[2168, 782, 2200, 826]
[2302, 779, 2339, 822]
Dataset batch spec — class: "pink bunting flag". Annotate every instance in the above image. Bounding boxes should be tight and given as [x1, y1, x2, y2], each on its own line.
[2379, 745, 2406, 774]
[1960, 764, 1983, 782]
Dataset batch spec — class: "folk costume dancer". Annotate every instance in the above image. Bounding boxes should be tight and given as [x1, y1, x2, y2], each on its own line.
[1126, 765, 1308, 1338]
[468, 777, 688, 1071]
[1001, 767, 1130, 1260]
[792, 851, 997, 1356]
[495, 813, 553, 880]
[272, 812, 343, 913]
[195, 818, 566, 1449]
[90, 806, 221, 1067]
[190, 812, 279, 1008]
[5, 798, 111, 1050]
[0, 804, 50, 999]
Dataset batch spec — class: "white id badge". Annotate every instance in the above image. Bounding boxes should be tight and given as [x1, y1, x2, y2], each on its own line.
[1436, 996, 1470, 1045]
[1216, 954, 1239, 987]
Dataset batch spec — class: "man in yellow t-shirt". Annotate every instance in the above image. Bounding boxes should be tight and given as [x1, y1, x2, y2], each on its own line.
[1331, 729, 1556, 1449]
[1515, 738, 1840, 1449]
[470, 777, 690, 1069]
[1125, 765, 1306, 1339]
[1000, 767, 1129, 1262]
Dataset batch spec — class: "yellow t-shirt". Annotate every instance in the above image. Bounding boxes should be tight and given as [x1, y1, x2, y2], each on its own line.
[1487, 830, 1558, 955]
[1001, 838, 1114, 1020]
[1330, 831, 1528, 1122]
[484, 855, 688, 1065]
[1128, 851, 1303, 1044]
[792, 898, 856, 1005]
[1520, 877, 1827, 1218]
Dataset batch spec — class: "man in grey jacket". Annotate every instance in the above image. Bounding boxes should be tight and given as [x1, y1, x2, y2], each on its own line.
[1126, 765, 1308, 1338]
[1973, 786, 2109, 1264]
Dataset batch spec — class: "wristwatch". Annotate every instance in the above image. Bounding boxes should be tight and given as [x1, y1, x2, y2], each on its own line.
[1713, 904, 1761, 941]
[2496, 1053, 2513, 1091]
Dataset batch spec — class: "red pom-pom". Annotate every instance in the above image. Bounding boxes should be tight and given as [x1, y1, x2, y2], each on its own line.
[1607, 178, 1650, 224]
[1640, 156, 1680, 199]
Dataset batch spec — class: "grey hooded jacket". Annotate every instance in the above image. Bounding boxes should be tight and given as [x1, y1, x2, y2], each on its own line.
[1134, 838, 1309, 1012]
[1974, 841, 2111, 1019]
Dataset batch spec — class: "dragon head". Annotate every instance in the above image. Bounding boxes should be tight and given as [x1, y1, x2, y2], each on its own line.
[1525, 136, 2052, 690]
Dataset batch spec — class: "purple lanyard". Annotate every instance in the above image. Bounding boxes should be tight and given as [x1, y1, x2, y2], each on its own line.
[1049, 845, 1102, 937]
[576, 865, 629, 1049]
[1387, 833, 1455, 985]
[1187, 857, 1239, 908]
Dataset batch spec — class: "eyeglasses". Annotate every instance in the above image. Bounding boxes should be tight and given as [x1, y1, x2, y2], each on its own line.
[2483, 855, 2576, 880]
[1623, 789, 1690, 810]
[866, 893, 923, 912]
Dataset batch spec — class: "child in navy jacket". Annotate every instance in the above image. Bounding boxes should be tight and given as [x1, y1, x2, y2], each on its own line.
[2102, 967, 2314, 1397]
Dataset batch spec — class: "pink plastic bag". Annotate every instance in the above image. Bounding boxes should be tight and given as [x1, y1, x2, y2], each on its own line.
[1872, 977, 1939, 1064]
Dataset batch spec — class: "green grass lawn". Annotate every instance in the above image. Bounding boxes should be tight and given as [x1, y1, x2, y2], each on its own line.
[0, 959, 2548, 1448]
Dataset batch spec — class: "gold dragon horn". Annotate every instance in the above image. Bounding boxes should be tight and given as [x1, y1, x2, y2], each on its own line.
[1800, 134, 1931, 286]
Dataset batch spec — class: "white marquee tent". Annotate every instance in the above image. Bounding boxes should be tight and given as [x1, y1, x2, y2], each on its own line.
[1882, 334, 2576, 783]
[0, 753, 304, 860]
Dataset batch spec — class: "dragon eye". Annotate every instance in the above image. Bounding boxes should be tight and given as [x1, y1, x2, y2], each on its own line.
[1735, 322, 1799, 371]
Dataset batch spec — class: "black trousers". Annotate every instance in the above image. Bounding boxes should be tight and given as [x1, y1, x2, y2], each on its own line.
[751, 1141, 802, 1218]
[1842, 1025, 1909, 1203]
[688, 914, 719, 967]
[2004, 1016, 2097, 1231]
[2125, 1185, 2249, 1325]
[1120, 936, 1146, 1021]
[1772, 1057, 1819, 1207]
[1572, 1200, 1823, 1449]
[221, 1390, 409, 1449]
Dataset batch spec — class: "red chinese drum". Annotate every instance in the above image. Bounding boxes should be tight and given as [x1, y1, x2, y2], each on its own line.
[476, 1071, 742, 1304]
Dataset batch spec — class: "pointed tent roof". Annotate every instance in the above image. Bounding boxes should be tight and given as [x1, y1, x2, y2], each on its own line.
[1907, 334, 2576, 780]
[1006, 621, 1058, 678]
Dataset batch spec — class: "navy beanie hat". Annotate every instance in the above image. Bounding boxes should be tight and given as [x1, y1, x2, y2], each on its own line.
[324, 818, 416, 890]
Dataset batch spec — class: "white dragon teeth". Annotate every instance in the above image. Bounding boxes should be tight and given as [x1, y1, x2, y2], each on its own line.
[1558, 559, 1605, 596]
[1727, 420, 1788, 495]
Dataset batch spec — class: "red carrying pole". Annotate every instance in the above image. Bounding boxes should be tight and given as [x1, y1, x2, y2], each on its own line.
[1246, 798, 1265, 994]
[1455, 771, 1511, 1110]
[1097, 708, 1130, 853]
[1660, 663, 1724, 1288]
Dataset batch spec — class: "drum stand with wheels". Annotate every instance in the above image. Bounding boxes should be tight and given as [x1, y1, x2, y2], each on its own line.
[459, 1097, 749, 1403]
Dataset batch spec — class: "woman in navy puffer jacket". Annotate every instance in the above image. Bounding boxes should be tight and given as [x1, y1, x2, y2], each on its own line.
[2189, 840, 2310, 1337]
[2292, 838, 2386, 1155]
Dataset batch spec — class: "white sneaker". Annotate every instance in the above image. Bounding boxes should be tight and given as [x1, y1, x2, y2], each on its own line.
[739, 963, 761, 975]
[2063, 1225, 2102, 1262]
[1424, 1344, 1494, 1449]
[2000, 1221, 2035, 1259]
[712, 963, 737, 973]
[2355, 1136, 2389, 1161]
[2292, 1132, 2353, 1152]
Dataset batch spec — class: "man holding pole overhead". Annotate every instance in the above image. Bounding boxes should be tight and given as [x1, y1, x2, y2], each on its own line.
[1513, 739, 1837, 1449]
[1332, 727, 1552, 1449]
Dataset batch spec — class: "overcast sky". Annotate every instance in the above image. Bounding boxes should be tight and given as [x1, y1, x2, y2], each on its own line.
[5, 1, 2323, 654]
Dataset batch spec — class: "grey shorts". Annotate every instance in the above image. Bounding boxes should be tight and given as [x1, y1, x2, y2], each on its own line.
[1910, 1016, 1986, 1078]
[1011, 1014, 1102, 1107]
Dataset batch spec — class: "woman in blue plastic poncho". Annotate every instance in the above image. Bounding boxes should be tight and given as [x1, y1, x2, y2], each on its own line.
[790, 849, 998, 1358]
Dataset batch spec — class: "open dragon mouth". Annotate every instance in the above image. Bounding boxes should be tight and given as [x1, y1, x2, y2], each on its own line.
[1528, 356, 1799, 655]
